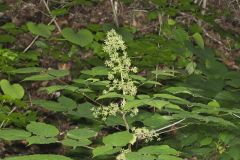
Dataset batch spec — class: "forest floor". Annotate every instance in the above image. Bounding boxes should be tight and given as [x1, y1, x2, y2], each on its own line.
[2, 0, 240, 67]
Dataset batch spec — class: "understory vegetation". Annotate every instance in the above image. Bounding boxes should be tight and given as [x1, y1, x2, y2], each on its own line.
[0, 0, 240, 160]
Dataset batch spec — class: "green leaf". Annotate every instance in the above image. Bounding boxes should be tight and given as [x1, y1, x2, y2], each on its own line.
[23, 70, 69, 81]
[227, 146, 240, 160]
[91, 81, 110, 86]
[62, 28, 93, 47]
[58, 96, 77, 110]
[193, 33, 204, 49]
[11, 67, 45, 74]
[137, 94, 151, 99]
[153, 94, 189, 104]
[68, 102, 95, 119]
[124, 99, 147, 110]
[164, 86, 202, 97]
[118, 27, 134, 42]
[151, 70, 176, 77]
[145, 100, 169, 110]
[205, 59, 228, 78]
[4, 154, 73, 160]
[93, 145, 121, 157]
[93, 145, 113, 157]
[215, 91, 239, 103]
[97, 92, 123, 100]
[26, 136, 57, 145]
[32, 96, 77, 112]
[143, 80, 161, 86]
[158, 155, 182, 160]
[125, 152, 156, 160]
[67, 128, 96, 140]
[23, 74, 55, 81]
[173, 28, 189, 42]
[219, 132, 234, 144]
[1, 23, 16, 30]
[33, 100, 66, 112]
[0, 129, 31, 141]
[164, 103, 182, 110]
[208, 100, 220, 108]
[143, 114, 172, 128]
[0, 79, 24, 99]
[226, 79, 240, 88]
[174, 112, 236, 127]
[40, 85, 79, 94]
[103, 131, 133, 147]
[200, 137, 212, 146]
[26, 122, 59, 137]
[179, 133, 198, 148]
[77, 29, 94, 46]
[80, 67, 109, 76]
[138, 145, 178, 155]
[130, 75, 146, 81]
[61, 138, 91, 148]
[27, 22, 52, 38]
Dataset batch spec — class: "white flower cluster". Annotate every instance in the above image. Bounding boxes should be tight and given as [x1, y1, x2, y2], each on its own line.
[91, 102, 119, 121]
[91, 99, 138, 121]
[103, 29, 137, 96]
[132, 127, 160, 143]
[91, 29, 139, 121]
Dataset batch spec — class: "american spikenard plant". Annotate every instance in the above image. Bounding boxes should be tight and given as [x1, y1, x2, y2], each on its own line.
[91, 29, 161, 147]
[91, 29, 139, 123]
[0, 29, 186, 160]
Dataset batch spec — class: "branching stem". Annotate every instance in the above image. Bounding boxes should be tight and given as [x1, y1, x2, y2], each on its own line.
[155, 118, 185, 132]
[122, 113, 130, 131]
[42, 0, 62, 33]
[110, 0, 119, 27]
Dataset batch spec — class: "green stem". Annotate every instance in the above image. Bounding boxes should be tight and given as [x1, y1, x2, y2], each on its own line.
[122, 112, 129, 131]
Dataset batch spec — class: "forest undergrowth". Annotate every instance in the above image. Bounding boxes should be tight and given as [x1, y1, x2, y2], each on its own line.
[0, 0, 240, 160]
